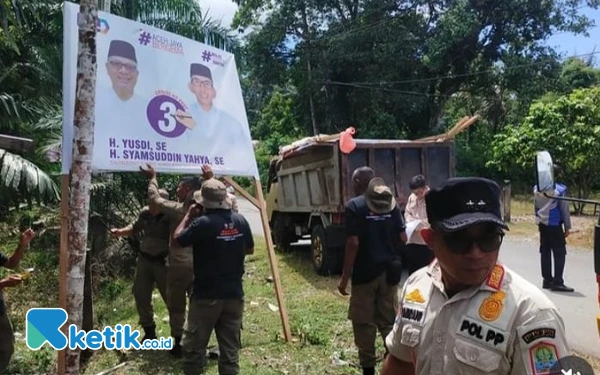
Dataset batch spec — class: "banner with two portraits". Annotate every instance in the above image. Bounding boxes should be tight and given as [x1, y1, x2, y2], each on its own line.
[61, 2, 259, 178]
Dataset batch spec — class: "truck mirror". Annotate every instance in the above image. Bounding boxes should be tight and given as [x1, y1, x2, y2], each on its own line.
[535, 151, 555, 193]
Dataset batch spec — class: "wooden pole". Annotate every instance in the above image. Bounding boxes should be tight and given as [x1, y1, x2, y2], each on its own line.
[58, 174, 69, 375]
[252, 177, 292, 342]
[503, 180, 511, 223]
[223, 177, 260, 209]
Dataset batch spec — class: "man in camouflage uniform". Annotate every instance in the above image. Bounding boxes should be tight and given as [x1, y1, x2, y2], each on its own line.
[0, 228, 35, 373]
[140, 164, 206, 357]
[110, 189, 171, 342]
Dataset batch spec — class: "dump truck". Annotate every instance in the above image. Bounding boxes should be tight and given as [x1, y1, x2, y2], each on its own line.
[265, 137, 456, 276]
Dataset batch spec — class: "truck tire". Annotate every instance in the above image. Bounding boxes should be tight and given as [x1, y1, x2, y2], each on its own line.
[311, 224, 339, 276]
[271, 212, 295, 253]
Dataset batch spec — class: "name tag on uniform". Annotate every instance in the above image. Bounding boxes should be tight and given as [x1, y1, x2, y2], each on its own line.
[456, 317, 508, 352]
[400, 305, 426, 326]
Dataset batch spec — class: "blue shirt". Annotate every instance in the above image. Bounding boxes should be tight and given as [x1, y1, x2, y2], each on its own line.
[533, 183, 571, 230]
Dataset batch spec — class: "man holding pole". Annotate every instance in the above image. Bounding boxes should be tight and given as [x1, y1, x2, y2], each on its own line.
[109, 189, 171, 342]
[140, 165, 204, 357]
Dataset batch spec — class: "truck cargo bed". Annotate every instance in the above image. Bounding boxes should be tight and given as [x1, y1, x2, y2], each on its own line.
[273, 139, 455, 213]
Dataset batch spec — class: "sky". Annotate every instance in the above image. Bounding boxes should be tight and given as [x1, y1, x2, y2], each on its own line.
[198, 1, 600, 63]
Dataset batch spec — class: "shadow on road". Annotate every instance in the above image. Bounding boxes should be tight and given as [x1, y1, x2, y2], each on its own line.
[549, 290, 587, 298]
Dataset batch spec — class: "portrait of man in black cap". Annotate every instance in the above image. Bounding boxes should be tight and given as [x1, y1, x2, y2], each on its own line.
[176, 63, 252, 154]
[96, 39, 147, 130]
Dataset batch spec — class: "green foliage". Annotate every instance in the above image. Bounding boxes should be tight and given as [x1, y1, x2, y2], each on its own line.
[249, 86, 303, 189]
[559, 57, 600, 93]
[490, 86, 600, 206]
[0, 149, 60, 211]
[235, 0, 599, 141]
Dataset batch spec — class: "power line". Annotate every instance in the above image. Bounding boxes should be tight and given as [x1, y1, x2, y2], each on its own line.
[327, 50, 600, 87]
[322, 80, 452, 98]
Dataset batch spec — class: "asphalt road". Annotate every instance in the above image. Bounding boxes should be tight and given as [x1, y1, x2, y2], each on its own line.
[236, 197, 600, 358]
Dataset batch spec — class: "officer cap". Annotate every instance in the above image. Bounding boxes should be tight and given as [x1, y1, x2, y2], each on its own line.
[425, 177, 509, 232]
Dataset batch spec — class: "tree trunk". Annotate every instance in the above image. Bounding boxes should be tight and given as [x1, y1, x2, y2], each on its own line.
[306, 58, 319, 136]
[66, 1, 97, 374]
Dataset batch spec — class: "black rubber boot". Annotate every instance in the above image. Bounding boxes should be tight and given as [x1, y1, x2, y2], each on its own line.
[363, 367, 375, 375]
[169, 336, 182, 358]
[142, 325, 157, 342]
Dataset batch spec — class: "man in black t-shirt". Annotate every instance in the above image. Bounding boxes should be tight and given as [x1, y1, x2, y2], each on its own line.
[173, 178, 254, 375]
[0, 228, 35, 373]
[338, 173, 407, 375]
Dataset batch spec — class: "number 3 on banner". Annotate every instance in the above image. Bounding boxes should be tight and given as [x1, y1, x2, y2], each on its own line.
[158, 101, 177, 132]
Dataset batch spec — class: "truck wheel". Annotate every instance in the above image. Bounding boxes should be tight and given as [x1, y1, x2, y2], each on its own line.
[271, 212, 295, 253]
[311, 224, 338, 276]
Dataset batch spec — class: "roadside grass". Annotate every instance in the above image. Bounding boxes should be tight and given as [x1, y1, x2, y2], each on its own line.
[3, 207, 600, 374]
[6, 237, 376, 375]
[507, 195, 595, 249]
[78, 238, 373, 375]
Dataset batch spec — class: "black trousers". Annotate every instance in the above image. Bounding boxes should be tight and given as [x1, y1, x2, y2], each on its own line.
[403, 244, 435, 275]
[538, 224, 567, 285]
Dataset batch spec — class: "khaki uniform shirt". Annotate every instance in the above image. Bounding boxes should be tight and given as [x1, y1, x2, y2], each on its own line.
[148, 178, 193, 269]
[129, 206, 171, 257]
[386, 260, 569, 375]
[404, 192, 428, 224]
[228, 193, 239, 212]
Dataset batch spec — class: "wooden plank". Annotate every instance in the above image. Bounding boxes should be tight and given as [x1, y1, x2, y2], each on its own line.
[277, 205, 343, 213]
[253, 177, 292, 342]
[223, 177, 260, 209]
[0, 134, 33, 153]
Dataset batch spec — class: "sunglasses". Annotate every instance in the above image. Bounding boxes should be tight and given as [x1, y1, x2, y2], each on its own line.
[442, 230, 504, 254]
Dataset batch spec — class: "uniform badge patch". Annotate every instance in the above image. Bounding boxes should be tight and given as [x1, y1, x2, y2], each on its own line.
[486, 264, 505, 290]
[522, 328, 556, 345]
[529, 342, 559, 375]
[404, 289, 425, 304]
[478, 291, 505, 322]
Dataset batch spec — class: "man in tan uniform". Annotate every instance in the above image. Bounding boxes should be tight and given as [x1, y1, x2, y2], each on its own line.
[382, 177, 570, 375]
[109, 189, 171, 342]
[141, 164, 204, 357]
[0, 228, 35, 373]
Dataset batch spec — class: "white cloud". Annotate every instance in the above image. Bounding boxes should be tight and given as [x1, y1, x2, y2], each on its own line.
[197, 0, 239, 29]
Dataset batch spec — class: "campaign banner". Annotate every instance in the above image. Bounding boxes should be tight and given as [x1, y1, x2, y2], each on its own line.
[61, 2, 259, 178]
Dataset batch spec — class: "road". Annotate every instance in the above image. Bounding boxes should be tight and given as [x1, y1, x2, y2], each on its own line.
[236, 197, 600, 358]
